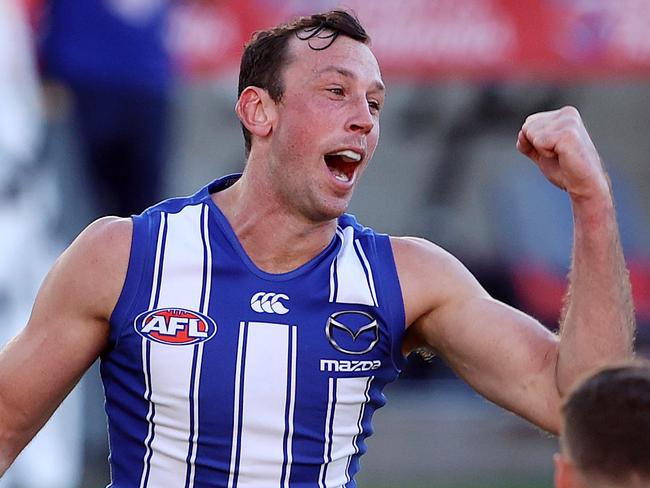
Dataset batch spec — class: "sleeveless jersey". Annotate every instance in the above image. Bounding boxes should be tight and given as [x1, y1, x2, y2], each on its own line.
[103, 174, 406, 488]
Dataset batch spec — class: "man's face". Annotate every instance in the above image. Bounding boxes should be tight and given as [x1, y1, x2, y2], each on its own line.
[265, 33, 385, 222]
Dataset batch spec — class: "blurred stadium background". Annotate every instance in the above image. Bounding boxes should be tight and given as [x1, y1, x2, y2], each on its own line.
[1, 0, 649, 487]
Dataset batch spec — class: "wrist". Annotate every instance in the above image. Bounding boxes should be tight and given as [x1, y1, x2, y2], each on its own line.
[569, 168, 612, 207]
[571, 188, 617, 236]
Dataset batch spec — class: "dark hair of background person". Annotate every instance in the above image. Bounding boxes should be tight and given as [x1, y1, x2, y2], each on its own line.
[237, 10, 370, 154]
[562, 362, 650, 484]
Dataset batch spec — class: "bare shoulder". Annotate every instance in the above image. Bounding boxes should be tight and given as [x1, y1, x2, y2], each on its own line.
[40, 216, 133, 322]
[69, 215, 133, 265]
[74, 215, 133, 244]
[389, 235, 487, 326]
[390, 235, 462, 272]
[390, 235, 484, 292]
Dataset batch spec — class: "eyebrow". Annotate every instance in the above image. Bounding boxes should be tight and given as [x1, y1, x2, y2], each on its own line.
[315, 65, 386, 93]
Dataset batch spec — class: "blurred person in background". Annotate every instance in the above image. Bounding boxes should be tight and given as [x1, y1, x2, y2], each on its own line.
[37, 0, 174, 218]
[0, 9, 636, 486]
[0, 1, 82, 487]
[555, 362, 650, 488]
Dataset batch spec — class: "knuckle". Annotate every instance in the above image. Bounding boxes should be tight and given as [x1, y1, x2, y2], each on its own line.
[560, 126, 581, 143]
[523, 112, 539, 127]
[560, 105, 580, 119]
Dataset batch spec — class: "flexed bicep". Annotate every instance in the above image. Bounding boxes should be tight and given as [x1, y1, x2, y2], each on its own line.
[392, 235, 562, 433]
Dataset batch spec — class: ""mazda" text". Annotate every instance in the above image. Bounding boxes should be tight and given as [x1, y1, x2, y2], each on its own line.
[319, 359, 381, 372]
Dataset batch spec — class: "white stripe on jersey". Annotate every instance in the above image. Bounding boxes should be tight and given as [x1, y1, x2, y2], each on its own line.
[140, 204, 208, 488]
[345, 376, 372, 482]
[354, 239, 378, 307]
[321, 376, 373, 488]
[318, 378, 335, 488]
[330, 226, 377, 306]
[233, 322, 296, 487]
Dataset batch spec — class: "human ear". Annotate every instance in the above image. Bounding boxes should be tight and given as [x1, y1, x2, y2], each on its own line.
[235, 86, 277, 141]
[554, 453, 582, 488]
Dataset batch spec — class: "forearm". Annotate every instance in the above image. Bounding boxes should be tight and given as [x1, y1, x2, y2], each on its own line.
[0, 434, 21, 478]
[0, 401, 34, 478]
[556, 188, 635, 395]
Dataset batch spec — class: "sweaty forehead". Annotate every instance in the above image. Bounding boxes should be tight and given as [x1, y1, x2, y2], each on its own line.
[286, 34, 382, 85]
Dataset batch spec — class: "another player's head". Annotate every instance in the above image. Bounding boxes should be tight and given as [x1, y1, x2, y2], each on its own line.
[235, 10, 385, 220]
[554, 362, 650, 488]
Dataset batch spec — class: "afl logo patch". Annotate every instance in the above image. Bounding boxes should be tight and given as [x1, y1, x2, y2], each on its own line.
[134, 308, 217, 346]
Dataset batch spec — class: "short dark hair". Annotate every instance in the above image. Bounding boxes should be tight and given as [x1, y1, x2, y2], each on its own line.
[562, 362, 650, 484]
[237, 10, 370, 154]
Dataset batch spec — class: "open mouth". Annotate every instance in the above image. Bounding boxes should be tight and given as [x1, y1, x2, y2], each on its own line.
[324, 149, 362, 183]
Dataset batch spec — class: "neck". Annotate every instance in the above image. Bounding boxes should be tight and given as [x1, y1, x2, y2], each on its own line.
[212, 170, 338, 274]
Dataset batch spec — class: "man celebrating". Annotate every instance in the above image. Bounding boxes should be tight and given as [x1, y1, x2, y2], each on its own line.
[555, 362, 650, 488]
[0, 10, 635, 487]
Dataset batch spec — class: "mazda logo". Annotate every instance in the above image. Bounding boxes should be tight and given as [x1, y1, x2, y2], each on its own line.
[325, 310, 379, 355]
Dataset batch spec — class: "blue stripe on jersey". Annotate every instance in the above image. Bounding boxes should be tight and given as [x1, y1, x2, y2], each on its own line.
[103, 210, 161, 487]
[199, 204, 209, 309]
[193, 212, 238, 488]
[280, 324, 295, 487]
[184, 344, 200, 488]
[229, 322, 250, 488]
[150, 212, 168, 310]
[367, 225, 406, 373]
[331, 259, 339, 303]
[141, 340, 156, 488]
[108, 210, 160, 347]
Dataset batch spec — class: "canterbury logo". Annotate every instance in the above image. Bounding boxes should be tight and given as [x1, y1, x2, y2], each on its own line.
[250, 292, 290, 314]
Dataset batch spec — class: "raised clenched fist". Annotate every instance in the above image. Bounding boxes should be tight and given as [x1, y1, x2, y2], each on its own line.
[517, 106, 610, 203]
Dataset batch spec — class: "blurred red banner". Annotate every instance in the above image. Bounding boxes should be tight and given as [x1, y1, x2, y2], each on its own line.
[169, 0, 650, 81]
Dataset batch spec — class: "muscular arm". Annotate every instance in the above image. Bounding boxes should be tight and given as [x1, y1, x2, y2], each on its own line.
[396, 237, 563, 432]
[0, 216, 132, 474]
[517, 107, 635, 395]
[397, 107, 634, 434]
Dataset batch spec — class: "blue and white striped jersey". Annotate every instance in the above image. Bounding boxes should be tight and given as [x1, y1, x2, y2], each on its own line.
[103, 174, 406, 488]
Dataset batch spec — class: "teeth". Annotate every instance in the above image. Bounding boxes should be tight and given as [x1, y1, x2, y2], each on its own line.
[330, 149, 361, 162]
[332, 168, 351, 182]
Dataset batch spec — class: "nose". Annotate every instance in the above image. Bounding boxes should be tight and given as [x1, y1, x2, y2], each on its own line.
[346, 96, 375, 135]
